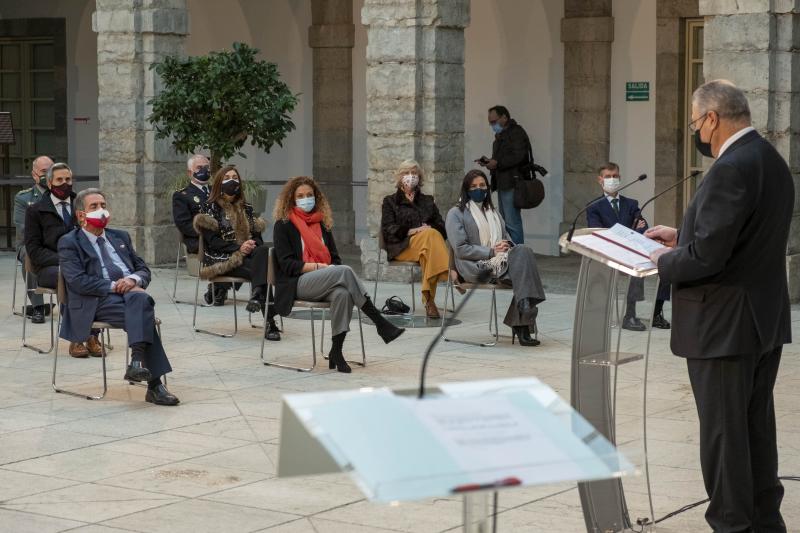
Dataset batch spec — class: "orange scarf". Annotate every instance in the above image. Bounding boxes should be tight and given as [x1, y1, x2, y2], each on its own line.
[288, 207, 332, 265]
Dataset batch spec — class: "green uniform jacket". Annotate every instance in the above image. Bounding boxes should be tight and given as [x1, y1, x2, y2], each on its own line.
[14, 184, 46, 246]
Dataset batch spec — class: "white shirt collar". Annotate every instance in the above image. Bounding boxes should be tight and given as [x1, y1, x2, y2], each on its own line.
[81, 228, 106, 244]
[192, 182, 209, 193]
[717, 126, 756, 158]
[50, 194, 71, 207]
[605, 193, 619, 204]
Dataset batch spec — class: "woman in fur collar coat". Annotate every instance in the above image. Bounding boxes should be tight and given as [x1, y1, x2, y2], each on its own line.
[193, 165, 280, 341]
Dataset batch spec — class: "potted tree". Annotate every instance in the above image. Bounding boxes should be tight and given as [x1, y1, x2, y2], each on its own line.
[148, 42, 299, 212]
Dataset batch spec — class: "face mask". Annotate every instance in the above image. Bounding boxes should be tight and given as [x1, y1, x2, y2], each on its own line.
[51, 182, 72, 200]
[491, 123, 503, 135]
[694, 130, 714, 158]
[84, 208, 110, 229]
[468, 188, 488, 203]
[401, 174, 419, 190]
[193, 167, 210, 182]
[221, 179, 240, 197]
[602, 178, 620, 194]
[296, 196, 316, 213]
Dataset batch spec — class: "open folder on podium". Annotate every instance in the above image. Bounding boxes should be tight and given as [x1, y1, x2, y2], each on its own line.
[570, 223, 666, 274]
[277, 378, 634, 505]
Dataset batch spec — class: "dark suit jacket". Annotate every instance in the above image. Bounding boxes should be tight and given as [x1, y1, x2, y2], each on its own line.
[58, 228, 151, 342]
[490, 119, 531, 191]
[24, 190, 78, 271]
[172, 183, 209, 254]
[380, 189, 446, 260]
[272, 219, 341, 316]
[586, 194, 646, 233]
[658, 130, 793, 358]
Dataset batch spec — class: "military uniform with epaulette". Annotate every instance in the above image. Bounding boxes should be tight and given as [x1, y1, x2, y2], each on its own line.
[13, 183, 47, 313]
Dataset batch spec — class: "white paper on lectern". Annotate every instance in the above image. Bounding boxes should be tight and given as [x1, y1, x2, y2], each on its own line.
[572, 234, 656, 270]
[600, 223, 666, 256]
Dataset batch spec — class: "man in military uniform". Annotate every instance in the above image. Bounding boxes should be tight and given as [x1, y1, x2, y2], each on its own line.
[172, 154, 229, 305]
[13, 155, 53, 324]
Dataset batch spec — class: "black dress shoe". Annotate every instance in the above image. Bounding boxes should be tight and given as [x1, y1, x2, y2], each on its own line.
[124, 360, 152, 382]
[30, 306, 46, 324]
[512, 326, 541, 346]
[652, 312, 671, 329]
[246, 286, 265, 313]
[622, 316, 647, 331]
[264, 319, 281, 341]
[146, 383, 180, 406]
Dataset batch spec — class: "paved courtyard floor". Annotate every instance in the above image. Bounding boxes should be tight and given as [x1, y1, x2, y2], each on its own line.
[1, 251, 799, 532]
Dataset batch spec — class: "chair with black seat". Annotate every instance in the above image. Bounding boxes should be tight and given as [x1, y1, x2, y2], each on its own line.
[21, 253, 56, 354]
[438, 243, 537, 347]
[260, 247, 365, 372]
[192, 233, 249, 338]
[372, 231, 418, 315]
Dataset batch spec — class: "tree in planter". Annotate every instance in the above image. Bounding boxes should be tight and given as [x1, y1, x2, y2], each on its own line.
[148, 42, 299, 173]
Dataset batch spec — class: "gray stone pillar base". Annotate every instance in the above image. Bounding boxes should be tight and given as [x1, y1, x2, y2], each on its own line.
[360, 236, 419, 283]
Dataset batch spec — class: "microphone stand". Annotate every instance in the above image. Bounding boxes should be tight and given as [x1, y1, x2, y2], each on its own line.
[630, 170, 702, 230]
[566, 174, 647, 242]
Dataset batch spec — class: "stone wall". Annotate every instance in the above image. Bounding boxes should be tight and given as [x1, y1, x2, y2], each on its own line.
[700, 0, 800, 300]
[93, 0, 187, 264]
[360, 0, 469, 282]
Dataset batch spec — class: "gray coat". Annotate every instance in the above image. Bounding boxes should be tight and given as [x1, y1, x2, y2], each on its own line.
[445, 205, 509, 282]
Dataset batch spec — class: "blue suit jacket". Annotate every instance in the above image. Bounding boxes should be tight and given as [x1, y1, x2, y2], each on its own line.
[586, 195, 646, 233]
[57, 228, 150, 342]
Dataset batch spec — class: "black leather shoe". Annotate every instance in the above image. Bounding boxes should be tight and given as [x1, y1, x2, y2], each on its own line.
[512, 326, 540, 346]
[622, 316, 647, 331]
[30, 306, 45, 324]
[124, 360, 152, 383]
[246, 286, 265, 313]
[203, 285, 214, 305]
[145, 383, 180, 406]
[652, 312, 671, 329]
[516, 298, 538, 324]
[264, 319, 281, 341]
[213, 287, 228, 307]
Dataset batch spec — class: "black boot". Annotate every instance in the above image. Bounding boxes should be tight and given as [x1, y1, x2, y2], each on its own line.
[360, 298, 405, 344]
[512, 326, 540, 347]
[213, 285, 228, 306]
[203, 283, 215, 305]
[246, 285, 266, 313]
[328, 332, 350, 373]
[516, 298, 539, 324]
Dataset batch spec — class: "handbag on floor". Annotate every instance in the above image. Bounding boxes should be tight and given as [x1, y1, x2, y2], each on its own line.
[382, 296, 410, 315]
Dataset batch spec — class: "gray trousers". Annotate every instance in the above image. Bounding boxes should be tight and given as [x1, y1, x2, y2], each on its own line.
[17, 247, 43, 307]
[296, 265, 368, 336]
[499, 245, 546, 327]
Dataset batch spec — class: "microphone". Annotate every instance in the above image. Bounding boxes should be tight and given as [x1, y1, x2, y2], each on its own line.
[630, 170, 702, 230]
[566, 173, 647, 242]
[418, 268, 492, 399]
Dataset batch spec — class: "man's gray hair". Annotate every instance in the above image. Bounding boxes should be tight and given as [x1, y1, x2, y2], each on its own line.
[186, 154, 209, 170]
[46, 162, 72, 182]
[693, 79, 751, 123]
[75, 188, 106, 211]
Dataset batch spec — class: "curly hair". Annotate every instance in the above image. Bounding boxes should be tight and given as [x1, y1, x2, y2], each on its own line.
[272, 176, 334, 229]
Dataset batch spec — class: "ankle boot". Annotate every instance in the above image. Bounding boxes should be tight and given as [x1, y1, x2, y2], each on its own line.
[511, 326, 540, 347]
[246, 285, 266, 313]
[361, 298, 405, 344]
[328, 332, 350, 373]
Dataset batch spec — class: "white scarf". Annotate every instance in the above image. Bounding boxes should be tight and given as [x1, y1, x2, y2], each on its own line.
[467, 200, 507, 277]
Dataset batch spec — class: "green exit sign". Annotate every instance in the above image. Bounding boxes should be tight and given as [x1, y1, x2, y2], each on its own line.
[626, 81, 649, 102]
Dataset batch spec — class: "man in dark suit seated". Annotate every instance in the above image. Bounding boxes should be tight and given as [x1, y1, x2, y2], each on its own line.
[172, 154, 229, 306]
[586, 162, 671, 331]
[648, 80, 792, 532]
[24, 162, 95, 357]
[58, 188, 179, 406]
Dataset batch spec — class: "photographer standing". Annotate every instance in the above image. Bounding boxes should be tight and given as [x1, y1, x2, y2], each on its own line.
[477, 105, 532, 245]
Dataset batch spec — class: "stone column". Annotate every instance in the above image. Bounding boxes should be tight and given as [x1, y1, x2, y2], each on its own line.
[360, 0, 469, 280]
[700, 1, 800, 299]
[309, 0, 356, 252]
[93, 0, 187, 264]
[560, 1, 614, 233]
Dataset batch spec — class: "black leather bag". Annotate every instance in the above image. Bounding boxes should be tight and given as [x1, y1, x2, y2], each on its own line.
[513, 140, 547, 209]
[381, 296, 410, 315]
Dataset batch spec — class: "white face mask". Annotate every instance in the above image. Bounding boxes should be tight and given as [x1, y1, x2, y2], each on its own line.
[401, 174, 419, 190]
[602, 177, 621, 194]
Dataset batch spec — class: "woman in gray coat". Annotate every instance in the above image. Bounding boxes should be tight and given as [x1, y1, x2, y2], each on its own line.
[445, 169, 545, 346]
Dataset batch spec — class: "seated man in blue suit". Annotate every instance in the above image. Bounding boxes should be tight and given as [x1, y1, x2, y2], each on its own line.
[58, 188, 179, 406]
[586, 162, 671, 331]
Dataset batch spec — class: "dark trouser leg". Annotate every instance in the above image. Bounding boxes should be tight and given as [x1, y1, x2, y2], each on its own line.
[625, 277, 645, 318]
[502, 245, 545, 327]
[497, 188, 524, 244]
[687, 349, 784, 533]
[37, 265, 59, 289]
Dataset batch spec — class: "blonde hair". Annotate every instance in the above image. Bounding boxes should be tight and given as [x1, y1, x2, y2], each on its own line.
[393, 159, 424, 189]
[272, 176, 334, 229]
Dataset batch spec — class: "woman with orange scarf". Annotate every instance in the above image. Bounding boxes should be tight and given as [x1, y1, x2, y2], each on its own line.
[271, 177, 405, 373]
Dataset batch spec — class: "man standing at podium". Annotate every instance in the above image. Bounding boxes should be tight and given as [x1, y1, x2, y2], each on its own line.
[647, 80, 792, 533]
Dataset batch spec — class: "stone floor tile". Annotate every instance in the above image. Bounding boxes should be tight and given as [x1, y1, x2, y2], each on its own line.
[0, 468, 78, 501]
[0, 508, 85, 533]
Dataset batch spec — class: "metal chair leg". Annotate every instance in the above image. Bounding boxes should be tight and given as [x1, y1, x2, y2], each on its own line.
[194, 277, 239, 338]
[12, 259, 27, 317]
[53, 322, 108, 401]
[372, 248, 381, 303]
[22, 292, 55, 354]
[444, 285, 500, 348]
[410, 268, 416, 314]
[260, 298, 316, 372]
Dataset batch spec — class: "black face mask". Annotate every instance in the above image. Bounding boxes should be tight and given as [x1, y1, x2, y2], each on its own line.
[221, 180, 241, 197]
[193, 167, 210, 182]
[694, 130, 714, 159]
[51, 182, 72, 200]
